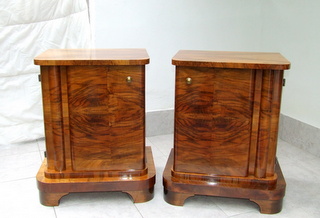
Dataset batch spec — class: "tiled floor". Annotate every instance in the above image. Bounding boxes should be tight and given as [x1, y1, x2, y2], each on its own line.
[1, 134, 319, 217]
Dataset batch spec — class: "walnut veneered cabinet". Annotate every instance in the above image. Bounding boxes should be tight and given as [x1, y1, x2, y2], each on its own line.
[163, 50, 290, 214]
[35, 49, 155, 206]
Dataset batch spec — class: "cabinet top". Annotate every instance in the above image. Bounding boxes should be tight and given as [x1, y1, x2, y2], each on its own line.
[172, 50, 290, 70]
[34, 49, 149, 66]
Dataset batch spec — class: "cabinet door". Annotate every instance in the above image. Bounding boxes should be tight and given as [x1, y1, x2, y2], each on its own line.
[67, 65, 145, 171]
[106, 65, 145, 170]
[174, 67, 254, 177]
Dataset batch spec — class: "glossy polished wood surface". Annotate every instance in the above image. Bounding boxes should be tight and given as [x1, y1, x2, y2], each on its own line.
[163, 149, 286, 214]
[35, 49, 155, 205]
[37, 147, 155, 206]
[164, 50, 290, 214]
[40, 64, 146, 178]
[172, 50, 290, 70]
[34, 49, 150, 66]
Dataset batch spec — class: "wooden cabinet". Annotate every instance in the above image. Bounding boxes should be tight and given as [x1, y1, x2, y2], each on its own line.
[35, 49, 155, 206]
[163, 50, 290, 214]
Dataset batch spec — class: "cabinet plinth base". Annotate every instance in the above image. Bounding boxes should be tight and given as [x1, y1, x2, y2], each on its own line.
[163, 149, 286, 214]
[37, 147, 156, 206]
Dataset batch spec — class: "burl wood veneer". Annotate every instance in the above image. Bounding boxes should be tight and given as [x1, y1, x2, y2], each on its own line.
[35, 49, 155, 206]
[163, 50, 290, 214]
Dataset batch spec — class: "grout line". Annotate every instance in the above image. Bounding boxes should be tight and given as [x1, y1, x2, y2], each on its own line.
[133, 204, 145, 218]
[53, 206, 58, 218]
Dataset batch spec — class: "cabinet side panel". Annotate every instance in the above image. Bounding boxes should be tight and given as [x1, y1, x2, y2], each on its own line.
[255, 70, 274, 178]
[266, 70, 283, 177]
[41, 66, 54, 170]
[247, 70, 263, 175]
[60, 67, 72, 170]
[107, 66, 145, 170]
[42, 66, 65, 171]
[67, 66, 112, 171]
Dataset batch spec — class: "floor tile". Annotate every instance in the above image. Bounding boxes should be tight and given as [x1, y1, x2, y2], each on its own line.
[152, 155, 167, 188]
[147, 134, 174, 157]
[135, 188, 228, 218]
[277, 139, 318, 165]
[55, 192, 142, 218]
[0, 151, 41, 182]
[146, 138, 164, 160]
[213, 197, 259, 216]
[0, 178, 56, 218]
[1, 134, 320, 217]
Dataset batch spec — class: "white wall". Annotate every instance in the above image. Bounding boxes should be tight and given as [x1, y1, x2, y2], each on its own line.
[261, 0, 320, 129]
[94, 0, 263, 111]
[94, 0, 320, 129]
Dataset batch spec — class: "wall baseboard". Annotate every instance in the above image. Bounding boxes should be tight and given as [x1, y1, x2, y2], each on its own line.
[146, 109, 174, 137]
[279, 114, 320, 158]
[146, 110, 320, 158]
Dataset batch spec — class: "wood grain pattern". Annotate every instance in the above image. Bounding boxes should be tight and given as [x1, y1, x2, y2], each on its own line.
[40, 64, 147, 178]
[266, 70, 283, 177]
[41, 66, 66, 171]
[40, 64, 146, 178]
[173, 66, 282, 186]
[174, 67, 254, 177]
[164, 149, 286, 214]
[34, 49, 149, 66]
[67, 65, 145, 172]
[164, 50, 290, 214]
[36, 49, 155, 205]
[248, 70, 263, 175]
[37, 147, 156, 206]
[172, 50, 290, 70]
